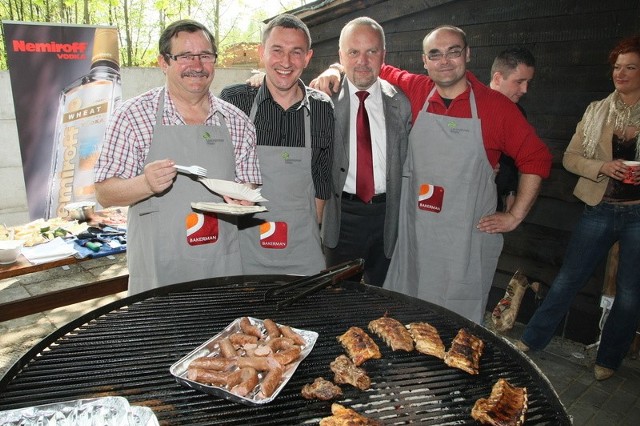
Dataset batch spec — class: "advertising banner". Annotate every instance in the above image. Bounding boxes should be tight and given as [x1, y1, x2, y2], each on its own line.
[2, 21, 121, 220]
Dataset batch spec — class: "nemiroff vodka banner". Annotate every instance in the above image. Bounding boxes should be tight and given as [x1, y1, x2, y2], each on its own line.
[2, 21, 121, 220]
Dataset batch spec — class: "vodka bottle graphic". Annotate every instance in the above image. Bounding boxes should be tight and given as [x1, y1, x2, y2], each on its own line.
[46, 27, 122, 219]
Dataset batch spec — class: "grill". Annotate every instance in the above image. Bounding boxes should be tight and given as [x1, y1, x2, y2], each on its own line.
[0, 276, 570, 425]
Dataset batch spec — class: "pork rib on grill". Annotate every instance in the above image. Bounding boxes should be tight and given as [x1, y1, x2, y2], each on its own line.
[471, 378, 528, 425]
[368, 316, 414, 352]
[407, 322, 446, 359]
[443, 328, 485, 375]
[337, 326, 381, 366]
[330, 354, 371, 390]
[319, 403, 383, 426]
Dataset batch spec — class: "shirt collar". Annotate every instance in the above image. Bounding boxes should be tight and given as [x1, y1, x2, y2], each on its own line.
[256, 78, 311, 112]
[163, 87, 218, 123]
[346, 78, 382, 99]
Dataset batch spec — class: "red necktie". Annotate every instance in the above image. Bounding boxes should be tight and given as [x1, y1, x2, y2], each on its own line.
[356, 91, 374, 203]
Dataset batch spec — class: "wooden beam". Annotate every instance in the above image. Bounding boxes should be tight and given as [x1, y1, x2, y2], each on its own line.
[0, 275, 128, 322]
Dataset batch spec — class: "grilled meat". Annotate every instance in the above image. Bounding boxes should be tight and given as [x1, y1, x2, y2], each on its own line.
[301, 377, 343, 401]
[337, 326, 381, 366]
[330, 354, 371, 390]
[407, 322, 446, 359]
[319, 403, 383, 426]
[368, 316, 414, 352]
[444, 328, 485, 375]
[471, 378, 528, 425]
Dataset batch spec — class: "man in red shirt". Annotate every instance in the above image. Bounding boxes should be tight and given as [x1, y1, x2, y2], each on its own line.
[311, 25, 551, 323]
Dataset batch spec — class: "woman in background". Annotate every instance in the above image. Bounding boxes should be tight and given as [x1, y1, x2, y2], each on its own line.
[517, 35, 640, 381]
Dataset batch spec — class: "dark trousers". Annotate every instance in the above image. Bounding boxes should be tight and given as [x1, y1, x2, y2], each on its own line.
[324, 196, 389, 286]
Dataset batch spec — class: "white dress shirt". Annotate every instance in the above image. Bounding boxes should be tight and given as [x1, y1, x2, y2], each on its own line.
[344, 79, 387, 195]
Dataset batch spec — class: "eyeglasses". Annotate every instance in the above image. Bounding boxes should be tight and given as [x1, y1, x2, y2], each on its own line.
[165, 52, 218, 64]
[426, 48, 465, 61]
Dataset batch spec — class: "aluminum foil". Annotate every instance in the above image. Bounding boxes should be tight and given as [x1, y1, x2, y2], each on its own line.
[0, 396, 159, 426]
[170, 317, 318, 406]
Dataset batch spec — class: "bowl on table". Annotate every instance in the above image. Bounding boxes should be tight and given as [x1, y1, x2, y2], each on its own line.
[0, 239, 25, 264]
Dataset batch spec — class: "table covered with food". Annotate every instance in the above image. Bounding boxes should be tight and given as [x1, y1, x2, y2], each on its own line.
[0, 271, 571, 425]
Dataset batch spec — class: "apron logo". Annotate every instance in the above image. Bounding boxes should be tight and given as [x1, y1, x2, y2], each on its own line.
[447, 120, 469, 134]
[281, 150, 302, 164]
[418, 184, 445, 213]
[186, 212, 218, 245]
[259, 221, 288, 249]
[202, 131, 222, 145]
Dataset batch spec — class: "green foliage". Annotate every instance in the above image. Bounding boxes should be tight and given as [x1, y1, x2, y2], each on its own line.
[0, 0, 305, 70]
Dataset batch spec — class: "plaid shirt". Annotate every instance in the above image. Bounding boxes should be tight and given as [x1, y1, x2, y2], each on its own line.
[95, 86, 261, 185]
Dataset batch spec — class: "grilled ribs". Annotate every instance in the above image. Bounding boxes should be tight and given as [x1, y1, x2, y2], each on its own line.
[368, 316, 414, 352]
[319, 403, 383, 426]
[407, 322, 446, 359]
[337, 326, 381, 366]
[471, 378, 528, 425]
[444, 328, 485, 374]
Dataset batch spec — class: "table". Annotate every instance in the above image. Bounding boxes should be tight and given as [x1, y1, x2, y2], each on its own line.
[0, 254, 128, 322]
[0, 276, 570, 425]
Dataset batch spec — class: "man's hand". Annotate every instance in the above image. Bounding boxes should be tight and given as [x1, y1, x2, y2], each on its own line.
[144, 159, 177, 194]
[309, 66, 342, 96]
[477, 211, 521, 234]
[246, 70, 265, 87]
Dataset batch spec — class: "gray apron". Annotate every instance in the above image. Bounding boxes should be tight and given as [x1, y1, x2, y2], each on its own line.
[384, 87, 503, 324]
[238, 93, 325, 275]
[127, 90, 242, 295]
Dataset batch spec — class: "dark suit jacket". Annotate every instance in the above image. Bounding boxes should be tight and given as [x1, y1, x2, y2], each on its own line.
[321, 77, 412, 257]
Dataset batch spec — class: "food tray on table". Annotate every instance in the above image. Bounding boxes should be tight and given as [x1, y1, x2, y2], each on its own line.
[0, 396, 158, 426]
[170, 317, 318, 406]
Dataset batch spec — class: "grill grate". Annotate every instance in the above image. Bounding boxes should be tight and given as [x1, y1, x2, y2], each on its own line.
[0, 277, 570, 425]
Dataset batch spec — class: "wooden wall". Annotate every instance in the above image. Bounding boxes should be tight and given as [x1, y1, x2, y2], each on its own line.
[296, 0, 640, 343]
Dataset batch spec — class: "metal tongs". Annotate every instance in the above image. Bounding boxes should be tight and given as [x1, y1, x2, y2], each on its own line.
[264, 258, 364, 310]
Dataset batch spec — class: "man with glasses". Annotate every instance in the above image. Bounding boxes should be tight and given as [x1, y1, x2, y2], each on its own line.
[220, 14, 333, 275]
[312, 25, 551, 323]
[94, 19, 261, 295]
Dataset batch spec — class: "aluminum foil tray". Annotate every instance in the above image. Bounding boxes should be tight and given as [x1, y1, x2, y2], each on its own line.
[170, 317, 318, 406]
[0, 396, 159, 426]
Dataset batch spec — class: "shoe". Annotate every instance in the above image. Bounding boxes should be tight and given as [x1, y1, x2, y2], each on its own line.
[515, 340, 529, 352]
[594, 365, 614, 381]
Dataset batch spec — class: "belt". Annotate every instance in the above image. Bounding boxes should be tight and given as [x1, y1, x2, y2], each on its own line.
[342, 192, 386, 204]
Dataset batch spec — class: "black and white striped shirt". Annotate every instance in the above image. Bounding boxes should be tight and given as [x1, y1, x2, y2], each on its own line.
[219, 80, 334, 199]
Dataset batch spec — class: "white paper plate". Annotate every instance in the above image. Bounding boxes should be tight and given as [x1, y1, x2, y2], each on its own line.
[191, 202, 267, 216]
[199, 178, 268, 202]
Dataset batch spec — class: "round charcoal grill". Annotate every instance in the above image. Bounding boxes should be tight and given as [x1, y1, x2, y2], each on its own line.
[0, 276, 571, 425]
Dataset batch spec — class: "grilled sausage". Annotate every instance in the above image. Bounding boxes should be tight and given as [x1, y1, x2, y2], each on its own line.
[187, 367, 236, 386]
[189, 356, 236, 371]
[261, 366, 284, 397]
[280, 325, 306, 346]
[231, 367, 259, 397]
[240, 317, 262, 339]
[263, 319, 282, 338]
[229, 333, 259, 346]
[273, 345, 302, 365]
[219, 337, 237, 358]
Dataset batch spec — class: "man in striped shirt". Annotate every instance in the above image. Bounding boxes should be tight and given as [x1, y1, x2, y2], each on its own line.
[220, 14, 334, 275]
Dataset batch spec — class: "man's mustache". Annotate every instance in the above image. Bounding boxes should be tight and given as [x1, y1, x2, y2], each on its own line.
[182, 70, 209, 78]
